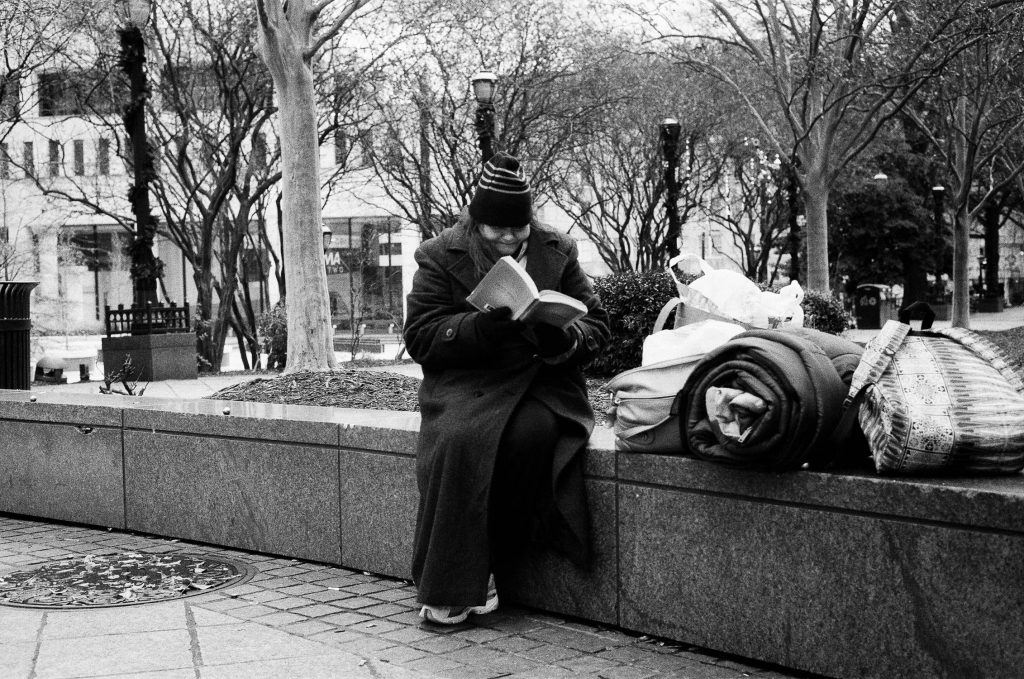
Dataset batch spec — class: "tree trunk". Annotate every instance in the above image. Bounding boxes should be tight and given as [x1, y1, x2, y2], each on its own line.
[256, 0, 338, 372]
[801, 174, 831, 295]
[983, 201, 1001, 299]
[952, 202, 971, 328]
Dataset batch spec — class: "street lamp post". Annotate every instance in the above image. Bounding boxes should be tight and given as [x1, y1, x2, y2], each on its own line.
[119, 0, 161, 307]
[471, 71, 497, 165]
[659, 117, 682, 261]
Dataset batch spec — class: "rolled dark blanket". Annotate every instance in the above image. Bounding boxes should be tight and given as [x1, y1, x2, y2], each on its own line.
[679, 327, 864, 471]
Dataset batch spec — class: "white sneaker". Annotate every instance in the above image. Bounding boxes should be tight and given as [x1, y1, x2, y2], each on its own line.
[469, 574, 499, 616]
[419, 604, 470, 625]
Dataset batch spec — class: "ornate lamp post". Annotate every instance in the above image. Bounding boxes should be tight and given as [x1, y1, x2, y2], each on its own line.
[119, 0, 162, 307]
[659, 117, 682, 260]
[471, 71, 497, 165]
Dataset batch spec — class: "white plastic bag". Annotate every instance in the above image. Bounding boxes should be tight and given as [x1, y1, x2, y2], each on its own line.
[642, 318, 746, 366]
[760, 281, 804, 328]
[668, 253, 803, 329]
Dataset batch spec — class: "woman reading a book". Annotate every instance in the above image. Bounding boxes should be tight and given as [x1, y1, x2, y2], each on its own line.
[404, 152, 610, 625]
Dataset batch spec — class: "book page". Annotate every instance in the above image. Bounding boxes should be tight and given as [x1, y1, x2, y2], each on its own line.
[524, 290, 588, 329]
[466, 256, 539, 318]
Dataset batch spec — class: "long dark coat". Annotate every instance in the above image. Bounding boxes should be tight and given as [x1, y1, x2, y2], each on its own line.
[404, 224, 610, 606]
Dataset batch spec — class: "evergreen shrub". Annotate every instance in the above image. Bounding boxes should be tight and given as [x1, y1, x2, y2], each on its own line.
[258, 302, 288, 370]
[588, 271, 677, 377]
[801, 289, 852, 335]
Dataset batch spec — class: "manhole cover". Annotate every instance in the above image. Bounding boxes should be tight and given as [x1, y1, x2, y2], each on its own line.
[0, 552, 254, 609]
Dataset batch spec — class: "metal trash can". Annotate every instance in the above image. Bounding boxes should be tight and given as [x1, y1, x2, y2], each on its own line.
[0, 281, 39, 390]
[855, 283, 893, 330]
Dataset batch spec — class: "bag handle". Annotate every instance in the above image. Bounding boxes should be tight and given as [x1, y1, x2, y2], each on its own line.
[898, 301, 935, 330]
[652, 297, 684, 333]
[812, 320, 909, 468]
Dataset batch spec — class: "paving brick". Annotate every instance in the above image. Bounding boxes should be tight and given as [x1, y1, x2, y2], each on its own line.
[451, 626, 511, 645]
[275, 582, 323, 596]
[196, 597, 254, 612]
[226, 603, 280, 619]
[252, 610, 307, 626]
[280, 619, 336, 637]
[289, 603, 344, 618]
[516, 642, 582, 663]
[315, 575, 368, 589]
[264, 596, 317, 610]
[371, 644, 427, 665]
[352, 619, 405, 635]
[318, 611, 373, 626]
[386, 610, 427, 626]
[342, 581, 393, 595]
[381, 626, 438, 645]
[328, 595, 380, 609]
[304, 589, 355, 603]
[371, 587, 418, 603]
[358, 602, 409, 618]
[408, 634, 473, 654]
[237, 589, 289, 604]
[261, 565, 309, 576]
[430, 665, 504, 679]
[595, 665, 660, 679]
[399, 656, 466, 674]
[335, 635, 397, 654]
[482, 635, 545, 654]
[308, 629, 370, 646]
[555, 654, 623, 674]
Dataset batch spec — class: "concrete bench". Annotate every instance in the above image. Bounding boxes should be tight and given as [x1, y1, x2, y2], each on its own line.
[0, 388, 1021, 679]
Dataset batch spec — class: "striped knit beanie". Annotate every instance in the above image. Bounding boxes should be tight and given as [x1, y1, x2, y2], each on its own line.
[468, 153, 533, 228]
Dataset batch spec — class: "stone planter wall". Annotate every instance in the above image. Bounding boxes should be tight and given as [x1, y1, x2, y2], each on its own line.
[1, 388, 1022, 679]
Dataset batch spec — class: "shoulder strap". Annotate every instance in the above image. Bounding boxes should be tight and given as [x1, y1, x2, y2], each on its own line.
[821, 320, 910, 462]
[842, 320, 910, 409]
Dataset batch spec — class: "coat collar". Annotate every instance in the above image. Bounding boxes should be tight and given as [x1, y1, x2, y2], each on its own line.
[444, 224, 567, 294]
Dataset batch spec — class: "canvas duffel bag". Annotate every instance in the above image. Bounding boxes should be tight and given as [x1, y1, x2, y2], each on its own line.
[603, 298, 745, 453]
[846, 304, 1024, 475]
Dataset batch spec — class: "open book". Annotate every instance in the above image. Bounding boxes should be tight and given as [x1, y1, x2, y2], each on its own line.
[467, 256, 588, 329]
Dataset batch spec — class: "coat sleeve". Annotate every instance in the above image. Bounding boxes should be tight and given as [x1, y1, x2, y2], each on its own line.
[403, 245, 505, 369]
[557, 240, 610, 367]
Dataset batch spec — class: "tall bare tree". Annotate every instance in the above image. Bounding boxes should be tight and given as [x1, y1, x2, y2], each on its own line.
[255, 0, 371, 372]
[365, 0, 626, 241]
[904, 4, 1024, 327]
[639, 0, 996, 295]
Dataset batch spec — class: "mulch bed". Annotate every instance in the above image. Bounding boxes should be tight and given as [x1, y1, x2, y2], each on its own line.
[207, 328, 1022, 424]
[209, 368, 615, 425]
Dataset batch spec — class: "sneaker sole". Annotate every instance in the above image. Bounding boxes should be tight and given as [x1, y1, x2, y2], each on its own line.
[419, 605, 469, 625]
[469, 593, 499, 616]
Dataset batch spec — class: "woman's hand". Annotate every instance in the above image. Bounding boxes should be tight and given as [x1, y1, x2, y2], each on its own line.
[473, 307, 523, 344]
[532, 322, 575, 357]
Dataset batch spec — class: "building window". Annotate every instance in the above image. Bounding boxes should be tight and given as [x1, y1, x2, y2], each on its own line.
[0, 143, 9, 179]
[39, 71, 83, 116]
[334, 131, 348, 167]
[23, 141, 34, 177]
[39, 70, 121, 117]
[49, 140, 62, 177]
[0, 75, 20, 120]
[73, 140, 85, 175]
[97, 138, 110, 175]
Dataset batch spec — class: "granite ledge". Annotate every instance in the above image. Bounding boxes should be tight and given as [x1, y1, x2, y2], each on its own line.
[618, 453, 1024, 533]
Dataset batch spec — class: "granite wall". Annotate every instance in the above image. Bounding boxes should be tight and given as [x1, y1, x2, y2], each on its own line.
[2, 388, 1022, 679]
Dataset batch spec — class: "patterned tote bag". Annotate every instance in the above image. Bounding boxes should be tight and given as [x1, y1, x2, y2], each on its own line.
[845, 316, 1024, 475]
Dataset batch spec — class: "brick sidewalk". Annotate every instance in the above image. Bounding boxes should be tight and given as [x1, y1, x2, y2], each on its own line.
[0, 515, 817, 679]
